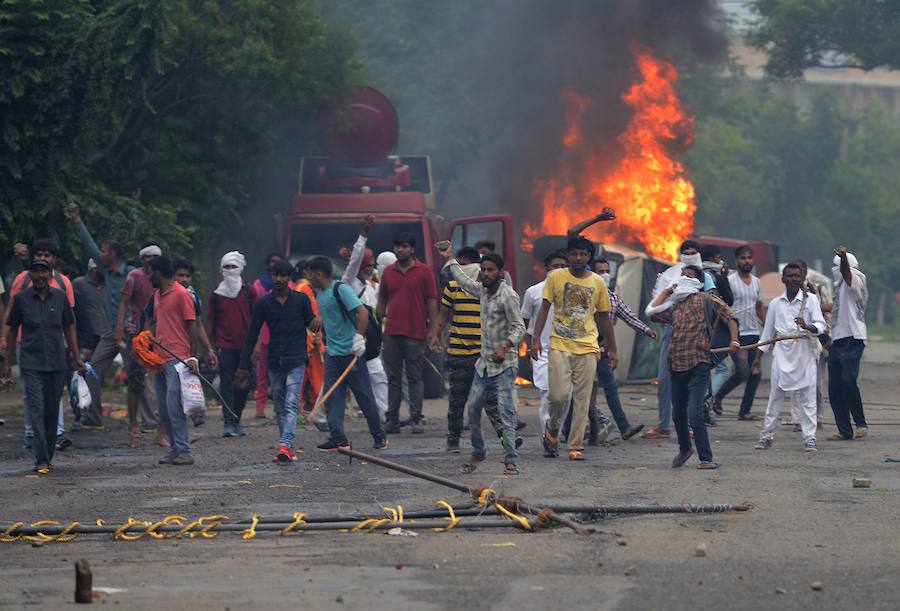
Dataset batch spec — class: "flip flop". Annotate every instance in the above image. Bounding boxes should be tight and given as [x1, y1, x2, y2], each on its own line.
[503, 463, 519, 475]
[460, 456, 483, 474]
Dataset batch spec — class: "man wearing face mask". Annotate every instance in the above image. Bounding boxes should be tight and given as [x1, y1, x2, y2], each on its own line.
[642, 240, 716, 439]
[713, 245, 764, 421]
[648, 266, 739, 469]
[701, 245, 734, 425]
[585, 258, 656, 443]
[208, 251, 255, 437]
[827, 247, 869, 441]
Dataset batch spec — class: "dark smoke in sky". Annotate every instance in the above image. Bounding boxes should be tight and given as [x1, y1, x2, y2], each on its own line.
[243, 0, 729, 266]
[445, 0, 729, 221]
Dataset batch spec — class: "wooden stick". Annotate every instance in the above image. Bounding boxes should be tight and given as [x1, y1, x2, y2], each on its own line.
[306, 356, 359, 420]
[711, 333, 809, 354]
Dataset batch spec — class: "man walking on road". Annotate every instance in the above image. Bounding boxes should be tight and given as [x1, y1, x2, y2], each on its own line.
[66, 202, 146, 432]
[237, 260, 315, 463]
[442, 249, 525, 475]
[589, 257, 655, 442]
[522, 250, 569, 432]
[828, 247, 869, 441]
[643, 239, 716, 439]
[251, 253, 284, 419]
[207, 252, 255, 437]
[531, 235, 617, 461]
[648, 266, 738, 469]
[118, 243, 163, 441]
[2, 240, 76, 450]
[145, 257, 213, 465]
[436, 246, 513, 453]
[305, 256, 386, 451]
[3, 260, 85, 472]
[753, 263, 826, 452]
[377, 233, 439, 434]
[713, 245, 764, 420]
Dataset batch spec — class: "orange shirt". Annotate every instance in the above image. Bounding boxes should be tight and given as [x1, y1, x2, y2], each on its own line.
[293, 279, 323, 354]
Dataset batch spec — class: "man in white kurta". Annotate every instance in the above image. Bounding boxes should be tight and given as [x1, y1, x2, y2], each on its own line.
[521, 251, 569, 430]
[754, 263, 826, 452]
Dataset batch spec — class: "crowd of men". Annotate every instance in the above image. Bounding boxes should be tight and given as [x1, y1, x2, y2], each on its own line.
[1, 206, 871, 474]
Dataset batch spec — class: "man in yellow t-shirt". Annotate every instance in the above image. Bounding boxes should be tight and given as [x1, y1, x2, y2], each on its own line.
[531, 236, 617, 460]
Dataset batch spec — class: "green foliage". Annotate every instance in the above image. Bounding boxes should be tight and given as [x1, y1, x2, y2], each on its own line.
[747, 0, 900, 77]
[1, 0, 356, 274]
[684, 78, 900, 297]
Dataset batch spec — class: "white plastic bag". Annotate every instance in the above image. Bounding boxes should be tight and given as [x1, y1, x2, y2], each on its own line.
[70, 373, 91, 412]
[174, 362, 206, 416]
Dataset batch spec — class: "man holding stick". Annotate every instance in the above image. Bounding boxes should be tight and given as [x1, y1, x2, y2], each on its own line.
[305, 256, 386, 451]
[828, 247, 869, 441]
[441, 248, 525, 475]
[753, 263, 826, 452]
[648, 266, 739, 469]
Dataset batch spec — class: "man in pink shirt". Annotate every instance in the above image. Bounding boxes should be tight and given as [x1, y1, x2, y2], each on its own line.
[145, 257, 214, 465]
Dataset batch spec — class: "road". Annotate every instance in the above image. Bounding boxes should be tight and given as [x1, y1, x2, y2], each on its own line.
[1, 344, 899, 610]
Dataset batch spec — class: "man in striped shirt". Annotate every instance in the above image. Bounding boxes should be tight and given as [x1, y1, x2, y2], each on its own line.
[713, 244, 765, 420]
[434, 247, 506, 453]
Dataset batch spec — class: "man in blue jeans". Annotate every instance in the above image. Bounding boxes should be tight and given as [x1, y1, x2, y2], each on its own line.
[236, 260, 315, 463]
[144, 257, 215, 466]
[643, 240, 716, 439]
[440, 248, 525, 475]
[649, 266, 738, 469]
[590, 258, 656, 442]
[304, 256, 386, 450]
[827, 247, 869, 440]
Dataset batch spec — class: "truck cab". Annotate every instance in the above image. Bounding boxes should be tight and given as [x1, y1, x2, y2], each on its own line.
[282, 87, 516, 287]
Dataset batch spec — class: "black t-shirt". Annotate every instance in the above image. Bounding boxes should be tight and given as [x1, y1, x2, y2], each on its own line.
[7, 287, 75, 371]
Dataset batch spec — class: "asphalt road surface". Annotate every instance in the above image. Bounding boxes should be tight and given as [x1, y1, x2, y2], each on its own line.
[2, 344, 899, 610]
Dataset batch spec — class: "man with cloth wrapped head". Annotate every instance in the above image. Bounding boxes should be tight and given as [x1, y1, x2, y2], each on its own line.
[208, 251, 256, 437]
[827, 247, 870, 441]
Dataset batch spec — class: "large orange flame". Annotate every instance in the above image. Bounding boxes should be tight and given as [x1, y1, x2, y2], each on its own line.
[523, 46, 696, 261]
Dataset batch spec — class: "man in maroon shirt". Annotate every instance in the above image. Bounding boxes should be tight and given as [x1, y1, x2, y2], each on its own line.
[207, 251, 256, 437]
[377, 232, 439, 434]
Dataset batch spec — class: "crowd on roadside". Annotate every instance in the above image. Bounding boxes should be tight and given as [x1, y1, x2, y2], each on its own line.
[1, 206, 870, 474]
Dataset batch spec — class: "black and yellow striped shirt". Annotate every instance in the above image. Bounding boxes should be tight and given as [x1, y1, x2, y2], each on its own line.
[441, 280, 481, 356]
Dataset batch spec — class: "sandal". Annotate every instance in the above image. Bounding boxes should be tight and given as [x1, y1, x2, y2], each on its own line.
[641, 427, 670, 439]
[697, 460, 720, 470]
[460, 456, 483, 474]
[503, 462, 519, 475]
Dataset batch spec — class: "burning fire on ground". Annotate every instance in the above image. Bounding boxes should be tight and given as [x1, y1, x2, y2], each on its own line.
[515, 343, 532, 385]
[523, 45, 696, 261]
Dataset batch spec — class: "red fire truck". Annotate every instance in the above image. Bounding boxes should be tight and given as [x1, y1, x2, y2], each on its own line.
[280, 87, 517, 396]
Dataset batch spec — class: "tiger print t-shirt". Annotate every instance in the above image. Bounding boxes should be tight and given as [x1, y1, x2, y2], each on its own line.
[542, 268, 611, 355]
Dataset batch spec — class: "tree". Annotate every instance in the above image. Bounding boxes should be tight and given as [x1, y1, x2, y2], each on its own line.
[747, 0, 900, 77]
[0, 0, 356, 275]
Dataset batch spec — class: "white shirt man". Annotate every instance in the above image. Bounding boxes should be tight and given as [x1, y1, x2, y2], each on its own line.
[755, 265, 826, 451]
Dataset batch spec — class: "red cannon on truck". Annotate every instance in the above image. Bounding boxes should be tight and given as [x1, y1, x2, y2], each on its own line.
[281, 87, 516, 397]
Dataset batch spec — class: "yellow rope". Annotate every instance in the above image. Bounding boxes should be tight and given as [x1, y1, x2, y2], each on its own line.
[113, 518, 146, 541]
[281, 512, 307, 535]
[432, 501, 460, 532]
[242, 515, 260, 540]
[144, 516, 187, 540]
[0, 522, 26, 542]
[476, 487, 532, 531]
[178, 515, 228, 539]
[382, 505, 405, 523]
